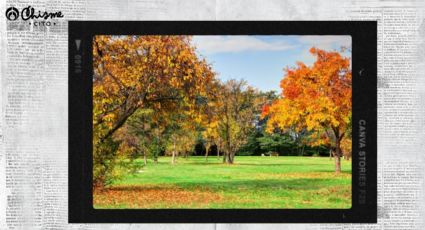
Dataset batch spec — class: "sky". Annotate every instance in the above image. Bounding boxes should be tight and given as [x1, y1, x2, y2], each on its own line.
[192, 35, 351, 92]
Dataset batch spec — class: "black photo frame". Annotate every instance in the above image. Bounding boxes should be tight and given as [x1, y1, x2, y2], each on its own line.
[69, 21, 377, 223]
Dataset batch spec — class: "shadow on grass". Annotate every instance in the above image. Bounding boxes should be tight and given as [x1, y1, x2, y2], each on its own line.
[109, 178, 348, 192]
[315, 169, 352, 173]
[101, 184, 177, 192]
[231, 163, 329, 167]
[162, 161, 330, 167]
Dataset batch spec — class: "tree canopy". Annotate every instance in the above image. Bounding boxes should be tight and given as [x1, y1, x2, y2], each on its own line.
[92, 36, 352, 187]
[262, 48, 352, 173]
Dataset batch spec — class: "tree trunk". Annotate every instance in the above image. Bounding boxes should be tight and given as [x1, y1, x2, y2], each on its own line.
[171, 140, 176, 165]
[334, 141, 342, 173]
[225, 151, 234, 164]
[223, 102, 232, 164]
[205, 144, 209, 161]
[143, 152, 147, 166]
[225, 153, 230, 164]
[334, 153, 341, 173]
[171, 151, 176, 164]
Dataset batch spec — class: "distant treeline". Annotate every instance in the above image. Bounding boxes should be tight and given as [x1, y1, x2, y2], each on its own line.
[187, 130, 331, 157]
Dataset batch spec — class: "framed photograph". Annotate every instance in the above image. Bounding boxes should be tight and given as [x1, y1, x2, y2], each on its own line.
[69, 21, 377, 223]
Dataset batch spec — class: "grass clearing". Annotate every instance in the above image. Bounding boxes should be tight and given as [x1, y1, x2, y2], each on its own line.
[93, 156, 351, 209]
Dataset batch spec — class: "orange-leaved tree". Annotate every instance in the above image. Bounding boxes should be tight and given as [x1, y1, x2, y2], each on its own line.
[263, 48, 351, 173]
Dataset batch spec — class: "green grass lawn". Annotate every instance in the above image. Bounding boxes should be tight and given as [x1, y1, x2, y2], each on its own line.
[93, 156, 351, 209]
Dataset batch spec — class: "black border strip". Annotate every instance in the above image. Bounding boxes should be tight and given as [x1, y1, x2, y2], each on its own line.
[69, 21, 377, 223]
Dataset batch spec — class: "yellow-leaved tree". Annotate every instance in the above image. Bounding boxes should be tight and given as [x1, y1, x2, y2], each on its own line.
[93, 35, 216, 187]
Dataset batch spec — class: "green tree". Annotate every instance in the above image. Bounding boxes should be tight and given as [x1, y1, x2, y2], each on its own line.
[217, 80, 257, 164]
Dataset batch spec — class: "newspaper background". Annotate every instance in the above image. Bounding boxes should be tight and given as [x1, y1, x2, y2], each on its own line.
[0, 0, 424, 229]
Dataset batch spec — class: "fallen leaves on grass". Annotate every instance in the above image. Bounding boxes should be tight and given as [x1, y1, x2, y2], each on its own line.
[316, 185, 352, 198]
[93, 185, 222, 209]
[255, 172, 351, 180]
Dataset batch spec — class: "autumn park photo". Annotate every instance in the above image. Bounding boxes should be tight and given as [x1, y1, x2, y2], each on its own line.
[92, 35, 352, 209]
